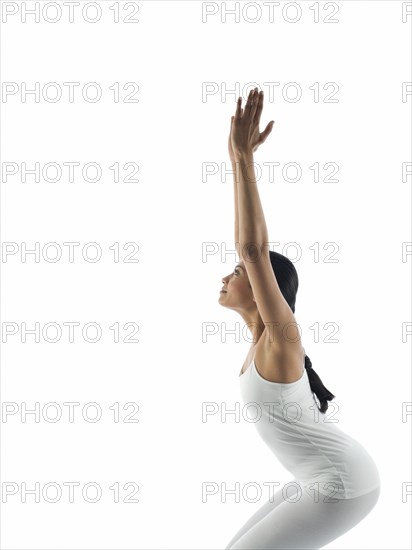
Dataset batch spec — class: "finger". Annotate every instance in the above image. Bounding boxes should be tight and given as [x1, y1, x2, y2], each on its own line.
[254, 90, 264, 125]
[250, 87, 259, 121]
[259, 120, 275, 143]
[241, 107, 244, 116]
[244, 88, 255, 118]
[235, 96, 242, 118]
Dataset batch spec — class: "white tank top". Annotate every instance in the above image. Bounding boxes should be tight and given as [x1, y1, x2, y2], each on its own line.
[239, 352, 381, 500]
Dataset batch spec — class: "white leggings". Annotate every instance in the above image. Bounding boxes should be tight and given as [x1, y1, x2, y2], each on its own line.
[224, 481, 380, 550]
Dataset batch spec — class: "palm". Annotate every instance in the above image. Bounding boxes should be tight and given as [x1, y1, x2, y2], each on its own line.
[230, 122, 262, 153]
[229, 115, 261, 161]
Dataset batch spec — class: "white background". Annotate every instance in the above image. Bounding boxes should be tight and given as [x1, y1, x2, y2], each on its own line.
[0, 0, 411, 548]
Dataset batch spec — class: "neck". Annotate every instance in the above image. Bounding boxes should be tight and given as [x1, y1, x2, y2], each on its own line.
[238, 308, 265, 345]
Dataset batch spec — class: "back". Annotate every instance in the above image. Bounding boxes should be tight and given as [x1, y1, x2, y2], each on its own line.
[239, 355, 381, 500]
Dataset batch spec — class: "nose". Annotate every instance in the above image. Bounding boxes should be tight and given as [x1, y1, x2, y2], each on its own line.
[221, 275, 229, 289]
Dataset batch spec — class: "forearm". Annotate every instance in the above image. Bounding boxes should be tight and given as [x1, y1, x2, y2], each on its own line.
[232, 159, 241, 257]
[235, 151, 269, 252]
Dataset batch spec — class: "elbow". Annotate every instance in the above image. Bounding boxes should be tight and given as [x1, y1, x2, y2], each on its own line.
[238, 239, 270, 261]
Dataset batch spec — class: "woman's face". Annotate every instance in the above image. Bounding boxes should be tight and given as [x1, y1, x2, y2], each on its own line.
[219, 261, 255, 309]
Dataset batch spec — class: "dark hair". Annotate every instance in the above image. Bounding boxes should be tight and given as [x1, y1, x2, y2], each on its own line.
[267, 250, 336, 414]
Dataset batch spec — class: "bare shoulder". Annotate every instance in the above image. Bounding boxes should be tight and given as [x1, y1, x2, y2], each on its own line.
[254, 329, 305, 383]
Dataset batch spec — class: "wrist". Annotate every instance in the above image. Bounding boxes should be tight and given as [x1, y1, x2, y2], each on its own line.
[234, 149, 254, 162]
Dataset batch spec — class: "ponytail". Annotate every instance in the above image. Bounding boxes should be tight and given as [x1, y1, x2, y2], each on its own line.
[304, 354, 335, 414]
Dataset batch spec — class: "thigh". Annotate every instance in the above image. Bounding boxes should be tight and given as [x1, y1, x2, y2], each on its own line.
[225, 481, 301, 550]
[229, 485, 381, 550]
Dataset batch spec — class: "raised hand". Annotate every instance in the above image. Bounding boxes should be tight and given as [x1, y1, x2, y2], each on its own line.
[231, 87, 275, 156]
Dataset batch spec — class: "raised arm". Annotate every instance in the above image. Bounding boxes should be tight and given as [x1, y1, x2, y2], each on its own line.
[230, 88, 299, 348]
[231, 88, 274, 259]
[228, 116, 241, 258]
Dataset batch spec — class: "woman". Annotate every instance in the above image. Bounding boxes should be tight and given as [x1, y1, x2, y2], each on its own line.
[218, 87, 381, 550]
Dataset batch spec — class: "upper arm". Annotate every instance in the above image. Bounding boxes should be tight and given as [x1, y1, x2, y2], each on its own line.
[241, 244, 301, 351]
